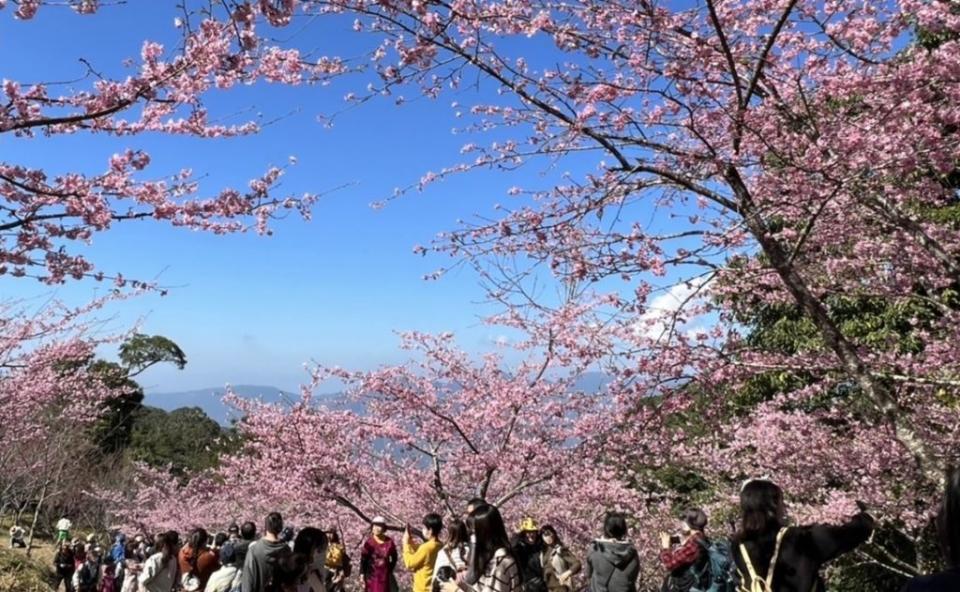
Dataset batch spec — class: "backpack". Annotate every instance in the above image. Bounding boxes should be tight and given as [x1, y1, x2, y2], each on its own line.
[264, 546, 294, 592]
[74, 562, 98, 592]
[433, 566, 458, 592]
[690, 538, 736, 592]
[736, 528, 788, 592]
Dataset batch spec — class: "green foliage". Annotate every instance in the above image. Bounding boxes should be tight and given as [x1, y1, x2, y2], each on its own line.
[826, 521, 948, 592]
[921, 200, 960, 228]
[119, 334, 187, 375]
[727, 289, 955, 414]
[90, 360, 143, 455]
[82, 334, 237, 483]
[91, 334, 187, 455]
[916, 17, 960, 52]
[740, 294, 943, 358]
[127, 406, 241, 477]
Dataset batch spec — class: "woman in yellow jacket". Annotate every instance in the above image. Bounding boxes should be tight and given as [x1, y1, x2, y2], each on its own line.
[403, 513, 444, 592]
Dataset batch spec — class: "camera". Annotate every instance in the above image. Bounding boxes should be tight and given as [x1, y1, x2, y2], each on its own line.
[432, 566, 457, 592]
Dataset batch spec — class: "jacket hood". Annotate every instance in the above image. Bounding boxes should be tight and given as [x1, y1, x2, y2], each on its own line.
[259, 538, 292, 556]
[592, 539, 637, 568]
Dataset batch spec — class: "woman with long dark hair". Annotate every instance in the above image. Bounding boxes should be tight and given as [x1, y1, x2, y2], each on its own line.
[733, 479, 874, 591]
[138, 531, 180, 592]
[901, 466, 960, 591]
[290, 527, 330, 592]
[178, 527, 219, 591]
[539, 525, 581, 592]
[442, 504, 521, 592]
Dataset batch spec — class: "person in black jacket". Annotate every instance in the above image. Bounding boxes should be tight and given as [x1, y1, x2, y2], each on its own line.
[54, 541, 76, 592]
[901, 466, 960, 592]
[732, 479, 874, 592]
[512, 518, 546, 592]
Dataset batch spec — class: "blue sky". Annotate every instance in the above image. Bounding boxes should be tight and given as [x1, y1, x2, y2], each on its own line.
[1, 3, 710, 394]
[0, 3, 584, 392]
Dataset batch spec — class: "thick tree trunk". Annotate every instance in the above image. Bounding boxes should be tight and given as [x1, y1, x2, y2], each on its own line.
[726, 169, 936, 476]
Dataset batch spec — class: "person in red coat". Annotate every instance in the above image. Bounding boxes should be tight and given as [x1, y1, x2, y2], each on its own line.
[360, 517, 398, 592]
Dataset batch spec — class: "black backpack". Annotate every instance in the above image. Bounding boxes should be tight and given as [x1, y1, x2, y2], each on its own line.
[77, 562, 98, 591]
[264, 546, 294, 592]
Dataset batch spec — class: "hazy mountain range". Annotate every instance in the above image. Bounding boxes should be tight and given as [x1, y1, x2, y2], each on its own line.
[144, 385, 298, 425]
[145, 373, 610, 426]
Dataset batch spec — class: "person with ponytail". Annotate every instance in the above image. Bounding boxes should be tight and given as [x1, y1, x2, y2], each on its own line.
[178, 527, 219, 591]
[138, 531, 180, 592]
[732, 479, 874, 592]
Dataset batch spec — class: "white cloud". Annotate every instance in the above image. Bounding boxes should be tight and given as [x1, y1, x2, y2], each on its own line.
[633, 277, 712, 341]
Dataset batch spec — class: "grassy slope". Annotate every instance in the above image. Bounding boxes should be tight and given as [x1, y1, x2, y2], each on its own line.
[0, 544, 56, 592]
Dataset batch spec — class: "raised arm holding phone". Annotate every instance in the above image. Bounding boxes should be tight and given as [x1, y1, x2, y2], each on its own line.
[403, 514, 444, 592]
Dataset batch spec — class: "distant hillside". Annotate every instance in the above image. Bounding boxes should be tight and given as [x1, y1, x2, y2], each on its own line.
[146, 373, 610, 426]
[573, 371, 610, 393]
[144, 385, 297, 425]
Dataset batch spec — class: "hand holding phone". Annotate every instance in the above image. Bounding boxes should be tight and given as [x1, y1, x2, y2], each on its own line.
[659, 532, 671, 549]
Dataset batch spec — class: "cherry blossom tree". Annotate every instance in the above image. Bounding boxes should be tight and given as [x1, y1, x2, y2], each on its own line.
[0, 297, 120, 552]
[107, 333, 672, 581]
[11, 0, 960, 586]
[0, 1, 346, 286]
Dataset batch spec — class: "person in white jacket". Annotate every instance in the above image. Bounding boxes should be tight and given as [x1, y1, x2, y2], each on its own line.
[9, 524, 27, 548]
[138, 531, 180, 592]
[205, 542, 241, 592]
[433, 519, 470, 586]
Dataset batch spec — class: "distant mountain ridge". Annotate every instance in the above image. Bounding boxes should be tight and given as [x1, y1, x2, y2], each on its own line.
[145, 372, 611, 426]
[144, 385, 297, 425]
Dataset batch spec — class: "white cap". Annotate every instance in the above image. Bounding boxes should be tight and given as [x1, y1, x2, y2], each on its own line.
[371, 516, 387, 526]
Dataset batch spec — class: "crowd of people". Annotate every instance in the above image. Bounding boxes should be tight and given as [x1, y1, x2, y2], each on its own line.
[20, 469, 960, 592]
